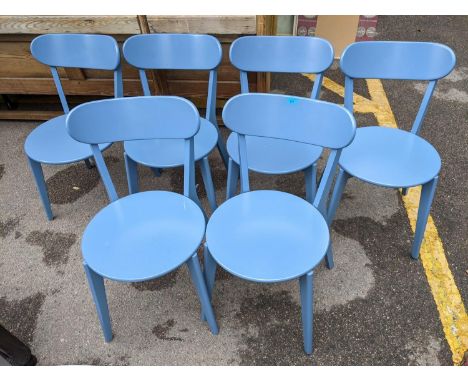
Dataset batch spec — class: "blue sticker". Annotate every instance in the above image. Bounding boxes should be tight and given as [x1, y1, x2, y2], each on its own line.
[288, 97, 299, 104]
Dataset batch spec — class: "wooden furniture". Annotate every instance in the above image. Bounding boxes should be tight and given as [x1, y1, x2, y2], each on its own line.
[0, 16, 275, 120]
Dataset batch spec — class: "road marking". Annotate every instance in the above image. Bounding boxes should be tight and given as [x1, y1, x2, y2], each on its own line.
[303, 74, 468, 364]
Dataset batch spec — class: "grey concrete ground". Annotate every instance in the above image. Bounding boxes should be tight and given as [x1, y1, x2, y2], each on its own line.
[0, 16, 466, 365]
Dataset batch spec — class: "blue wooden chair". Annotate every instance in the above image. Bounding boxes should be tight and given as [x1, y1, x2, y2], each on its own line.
[122, 34, 227, 212]
[66, 96, 218, 342]
[226, 36, 334, 203]
[203, 93, 356, 354]
[26, 34, 123, 220]
[327, 41, 456, 260]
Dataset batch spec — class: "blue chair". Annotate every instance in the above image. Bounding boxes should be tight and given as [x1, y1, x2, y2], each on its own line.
[122, 34, 227, 212]
[226, 36, 334, 203]
[26, 34, 123, 220]
[66, 96, 218, 341]
[327, 41, 456, 260]
[203, 93, 356, 354]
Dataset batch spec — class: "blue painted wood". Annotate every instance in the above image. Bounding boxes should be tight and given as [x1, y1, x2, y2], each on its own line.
[31, 34, 120, 70]
[340, 41, 456, 81]
[200, 157, 218, 211]
[230, 36, 333, 74]
[338, 126, 441, 188]
[186, 254, 219, 334]
[226, 158, 239, 200]
[123, 34, 222, 70]
[25, 34, 122, 220]
[68, 96, 200, 144]
[304, 163, 317, 204]
[26, 157, 53, 221]
[122, 33, 227, 188]
[67, 96, 218, 339]
[204, 95, 355, 353]
[226, 36, 334, 199]
[83, 262, 112, 342]
[206, 190, 330, 283]
[299, 271, 314, 355]
[412, 176, 439, 259]
[328, 41, 455, 261]
[222, 94, 356, 150]
[124, 153, 139, 195]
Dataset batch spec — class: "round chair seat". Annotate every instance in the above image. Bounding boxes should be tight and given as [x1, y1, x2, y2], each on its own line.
[124, 118, 218, 168]
[206, 190, 329, 283]
[339, 126, 441, 188]
[227, 133, 323, 174]
[24, 115, 111, 164]
[82, 191, 205, 282]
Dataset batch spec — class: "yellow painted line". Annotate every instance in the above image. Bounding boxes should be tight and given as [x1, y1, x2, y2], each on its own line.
[303, 73, 468, 364]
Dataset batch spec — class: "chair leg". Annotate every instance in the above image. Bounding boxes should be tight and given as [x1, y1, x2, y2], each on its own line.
[323, 168, 350, 269]
[151, 167, 162, 177]
[27, 156, 53, 221]
[304, 163, 317, 204]
[187, 253, 219, 335]
[84, 158, 95, 169]
[124, 152, 139, 194]
[411, 177, 438, 260]
[299, 271, 314, 355]
[226, 157, 239, 200]
[216, 134, 229, 170]
[83, 262, 112, 342]
[327, 167, 350, 225]
[201, 245, 217, 321]
[199, 156, 218, 212]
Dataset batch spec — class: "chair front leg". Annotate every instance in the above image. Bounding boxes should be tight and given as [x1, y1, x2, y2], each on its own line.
[299, 271, 314, 355]
[304, 163, 318, 204]
[324, 167, 351, 269]
[83, 262, 112, 342]
[226, 158, 239, 200]
[124, 152, 139, 194]
[27, 156, 53, 221]
[199, 156, 218, 212]
[411, 176, 438, 260]
[327, 167, 350, 225]
[187, 253, 219, 335]
[201, 244, 217, 321]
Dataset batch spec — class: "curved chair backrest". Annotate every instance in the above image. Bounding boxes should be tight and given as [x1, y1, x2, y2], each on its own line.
[229, 36, 334, 98]
[30, 34, 123, 113]
[222, 93, 356, 213]
[123, 34, 222, 124]
[123, 34, 221, 70]
[340, 41, 456, 134]
[67, 96, 200, 204]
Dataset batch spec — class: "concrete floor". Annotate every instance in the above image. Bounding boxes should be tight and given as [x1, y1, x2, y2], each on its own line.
[0, 16, 466, 365]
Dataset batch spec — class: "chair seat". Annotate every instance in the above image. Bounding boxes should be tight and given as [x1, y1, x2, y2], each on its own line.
[24, 115, 111, 164]
[206, 190, 329, 283]
[82, 191, 205, 282]
[227, 132, 323, 174]
[339, 126, 441, 188]
[124, 118, 218, 168]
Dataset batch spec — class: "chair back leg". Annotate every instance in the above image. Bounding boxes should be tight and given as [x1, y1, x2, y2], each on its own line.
[411, 176, 439, 259]
[304, 163, 318, 204]
[199, 157, 218, 212]
[226, 158, 240, 200]
[27, 156, 53, 221]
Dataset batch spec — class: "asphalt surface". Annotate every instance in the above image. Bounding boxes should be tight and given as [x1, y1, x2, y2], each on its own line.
[0, 16, 466, 365]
